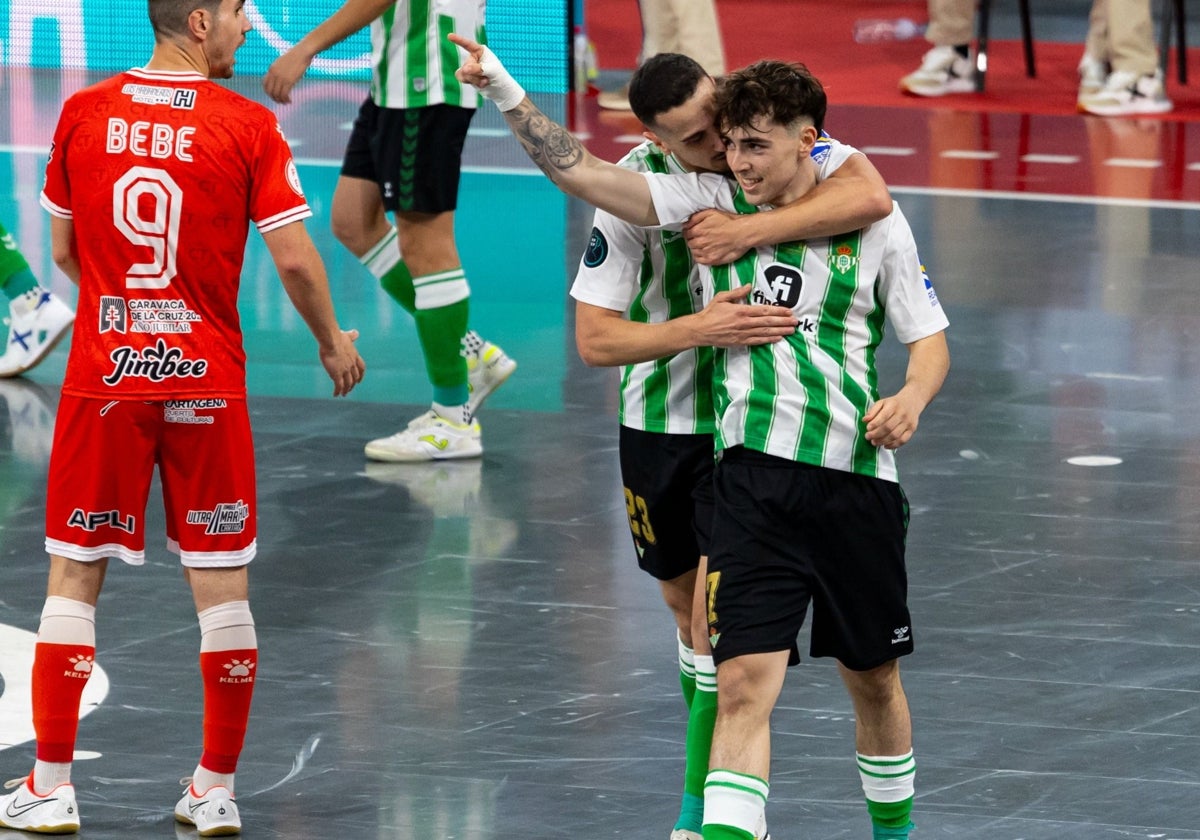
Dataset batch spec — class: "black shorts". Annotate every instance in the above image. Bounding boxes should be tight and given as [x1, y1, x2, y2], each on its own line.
[706, 446, 912, 671]
[618, 426, 715, 581]
[341, 98, 474, 214]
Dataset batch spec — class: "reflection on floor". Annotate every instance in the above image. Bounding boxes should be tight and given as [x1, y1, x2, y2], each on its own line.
[2, 70, 1200, 839]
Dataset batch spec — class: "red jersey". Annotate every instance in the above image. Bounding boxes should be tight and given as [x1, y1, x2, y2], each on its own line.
[40, 67, 311, 399]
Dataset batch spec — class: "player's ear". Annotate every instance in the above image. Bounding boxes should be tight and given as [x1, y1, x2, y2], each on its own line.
[798, 123, 818, 153]
[188, 7, 212, 38]
[644, 130, 668, 153]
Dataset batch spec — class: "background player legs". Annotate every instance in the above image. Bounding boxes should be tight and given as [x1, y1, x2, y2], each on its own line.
[837, 660, 917, 840]
[330, 176, 514, 462]
[0, 219, 75, 378]
[673, 556, 716, 840]
[659, 567, 710, 839]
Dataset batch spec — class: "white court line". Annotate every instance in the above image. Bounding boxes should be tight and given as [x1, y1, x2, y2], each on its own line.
[1105, 157, 1163, 168]
[940, 149, 1001, 160]
[2, 144, 1197, 206]
[1020, 154, 1080, 164]
[861, 146, 917, 156]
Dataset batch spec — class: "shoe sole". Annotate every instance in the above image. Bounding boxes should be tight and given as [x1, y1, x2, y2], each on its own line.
[0, 315, 75, 379]
[1077, 101, 1173, 116]
[364, 443, 483, 462]
[174, 815, 241, 837]
[0, 821, 79, 834]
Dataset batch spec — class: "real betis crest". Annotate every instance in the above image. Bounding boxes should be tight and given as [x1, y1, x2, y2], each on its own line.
[832, 243, 859, 275]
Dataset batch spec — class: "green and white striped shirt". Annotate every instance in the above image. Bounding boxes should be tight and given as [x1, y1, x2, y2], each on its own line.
[569, 137, 856, 435]
[370, 0, 486, 109]
[645, 176, 949, 482]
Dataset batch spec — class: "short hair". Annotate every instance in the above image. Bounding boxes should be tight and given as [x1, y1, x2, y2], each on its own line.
[148, 0, 222, 39]
[627, 53, 711, 128]
[713, 60, 827, 135]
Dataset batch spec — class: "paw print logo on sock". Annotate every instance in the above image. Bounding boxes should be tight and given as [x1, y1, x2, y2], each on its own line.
[65, 654, 94, 679]
[221, 658, 256, 684]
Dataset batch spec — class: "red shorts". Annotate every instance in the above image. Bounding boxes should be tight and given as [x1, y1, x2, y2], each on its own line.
[45, 395, 257, 568]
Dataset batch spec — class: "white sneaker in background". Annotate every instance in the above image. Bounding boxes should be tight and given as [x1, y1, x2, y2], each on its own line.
[899, 46, 976, 96]
[0, 289, 75, 378]
[365, 410, 483, 462]
[1078, 69, 1173, 116]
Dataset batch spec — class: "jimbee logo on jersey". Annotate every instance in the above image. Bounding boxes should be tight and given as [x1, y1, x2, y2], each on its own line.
[100, 296, 128, 334]
[187, 500, 250, 535]
[583, 227, 608, 268]
[753, 264, 803, 308]
[103, 338, 208, 386]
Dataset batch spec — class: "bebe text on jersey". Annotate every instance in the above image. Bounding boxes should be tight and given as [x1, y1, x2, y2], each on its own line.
[107, 118, 196, 162]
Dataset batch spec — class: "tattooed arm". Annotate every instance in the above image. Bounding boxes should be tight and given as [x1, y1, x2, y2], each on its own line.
[450, 33, 660, 227]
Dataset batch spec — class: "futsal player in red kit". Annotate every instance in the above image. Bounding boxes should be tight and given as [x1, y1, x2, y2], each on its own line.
[0, 0, 364, 834]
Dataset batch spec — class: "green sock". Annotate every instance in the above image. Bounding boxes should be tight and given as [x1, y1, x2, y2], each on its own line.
[0, 221, 37, 301]
[415, 296, 470, 406]
[871, 818, 914, 839]
[379, 261, 416, 313]
[677, 655, 716, 832]
[701, 825, 752, 840]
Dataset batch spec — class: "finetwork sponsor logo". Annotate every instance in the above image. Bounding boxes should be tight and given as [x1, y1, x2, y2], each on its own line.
[187, 500, 250, 535]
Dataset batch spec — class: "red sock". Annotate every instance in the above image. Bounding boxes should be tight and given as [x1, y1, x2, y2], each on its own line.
[199, 648, 257, 773]
[32, 642, 95, 763]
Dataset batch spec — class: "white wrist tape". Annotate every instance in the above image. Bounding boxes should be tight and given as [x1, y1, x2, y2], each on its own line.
[477, 45, 527, 111]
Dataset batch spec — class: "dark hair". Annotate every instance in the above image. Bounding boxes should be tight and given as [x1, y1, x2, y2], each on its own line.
[628, 53, 711, 128]
[713, 60, 827, 135]
[148, 0, 222, 39]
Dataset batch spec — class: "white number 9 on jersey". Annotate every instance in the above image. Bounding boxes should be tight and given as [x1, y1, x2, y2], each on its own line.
[113, 166, 184, 289]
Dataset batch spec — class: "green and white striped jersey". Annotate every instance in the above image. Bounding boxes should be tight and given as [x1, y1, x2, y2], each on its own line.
[645, 175, 949, 482]
[569, 137, 856, 435]
[369, 0, 486, 109]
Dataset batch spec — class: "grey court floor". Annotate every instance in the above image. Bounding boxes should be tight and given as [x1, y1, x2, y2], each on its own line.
[2, 77, 1200, 839]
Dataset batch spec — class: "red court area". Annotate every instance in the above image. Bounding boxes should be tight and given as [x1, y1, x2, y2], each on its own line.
[579, 0, 1200, 203]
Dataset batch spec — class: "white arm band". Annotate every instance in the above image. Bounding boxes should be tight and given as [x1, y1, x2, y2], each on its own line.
[477, 46, 527, 112]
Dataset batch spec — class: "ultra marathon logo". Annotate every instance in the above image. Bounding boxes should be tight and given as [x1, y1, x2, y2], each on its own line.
[187, 500, 250, 536]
